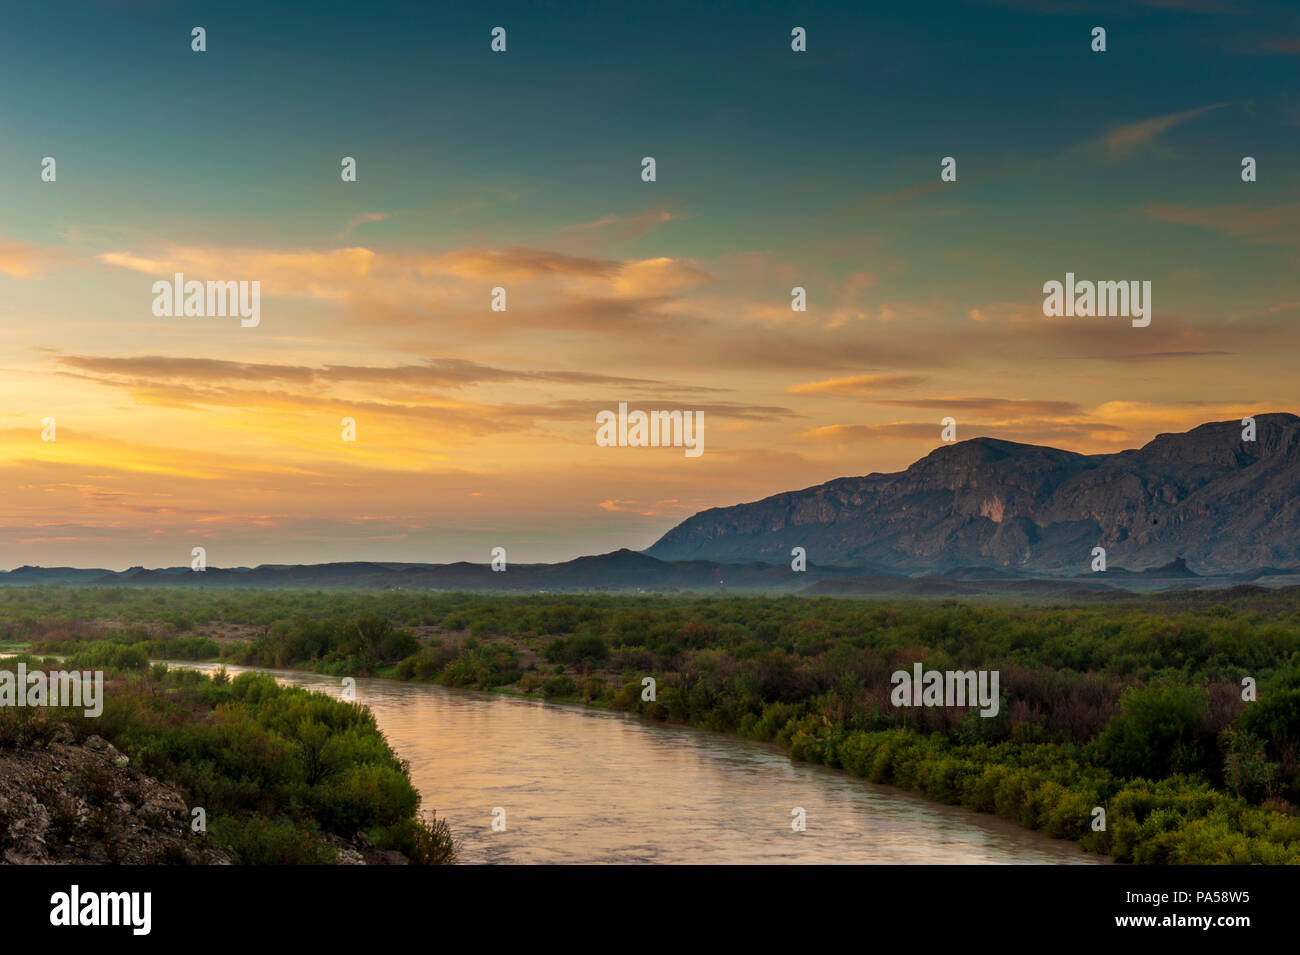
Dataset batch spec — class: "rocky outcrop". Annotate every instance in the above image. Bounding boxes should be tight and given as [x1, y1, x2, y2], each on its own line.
[0, 723, 230, 865]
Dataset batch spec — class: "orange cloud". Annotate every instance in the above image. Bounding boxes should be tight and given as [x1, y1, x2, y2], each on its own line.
[0, 238, 62, 278]
[789, 374, 928, 395]
[99, 246, 378, 299]
[434, 247, 613, 280]
[609, 257, 711, 297]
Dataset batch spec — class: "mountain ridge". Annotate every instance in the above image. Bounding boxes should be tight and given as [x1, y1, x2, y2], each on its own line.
[646, 413, 1300, 576]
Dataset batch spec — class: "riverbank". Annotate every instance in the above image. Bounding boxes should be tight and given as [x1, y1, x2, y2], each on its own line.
[7, 586, 1300, 864]
[0, 652, 458, 865]
[163, 659, 1103, 864]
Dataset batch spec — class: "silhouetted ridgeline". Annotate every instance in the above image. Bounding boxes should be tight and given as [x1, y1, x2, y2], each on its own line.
[2, 552, 1297, 596]
[0, 553, 859, 592]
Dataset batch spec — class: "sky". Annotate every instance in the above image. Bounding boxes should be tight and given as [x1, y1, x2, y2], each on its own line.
[1, 0, 1298, 570]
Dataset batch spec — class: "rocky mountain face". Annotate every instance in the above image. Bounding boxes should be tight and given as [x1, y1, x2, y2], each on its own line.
[646, 414, 1300, 576]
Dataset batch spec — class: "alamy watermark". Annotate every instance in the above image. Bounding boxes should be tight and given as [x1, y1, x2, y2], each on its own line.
[1042, 272, 1150, 327]
[50, 885, 150, 935]
[595, 402, 703, 457]
[891, 663, 1000, 717]
[151, 273, 260, 327]
[0, 662, 103, 717]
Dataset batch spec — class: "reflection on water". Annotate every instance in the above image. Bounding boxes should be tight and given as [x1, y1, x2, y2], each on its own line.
[169, 662, 1102, 865]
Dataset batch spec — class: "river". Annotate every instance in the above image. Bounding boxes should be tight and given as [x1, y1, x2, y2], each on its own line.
[167, 661, 1102, 864]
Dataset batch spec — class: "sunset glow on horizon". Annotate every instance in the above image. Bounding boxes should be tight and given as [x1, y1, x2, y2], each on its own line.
[2, 0, 1297, 570]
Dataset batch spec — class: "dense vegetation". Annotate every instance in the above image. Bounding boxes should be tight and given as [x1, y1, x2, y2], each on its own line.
[0, 648, 457, 864]
[4, 584, 1300, 863]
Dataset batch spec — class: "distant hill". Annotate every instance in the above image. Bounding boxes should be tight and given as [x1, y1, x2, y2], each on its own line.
[0, 551, 868, 593]
[647, 414, 1300, 577]
[1, 549, 1291, 597]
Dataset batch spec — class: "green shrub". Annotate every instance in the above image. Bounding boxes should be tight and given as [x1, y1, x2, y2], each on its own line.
[541, 674, 579, 699]
[1095, 684, 1208, 779]
[209, 815, 336, 865]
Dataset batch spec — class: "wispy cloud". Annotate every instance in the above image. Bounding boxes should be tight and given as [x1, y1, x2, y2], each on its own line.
[871, 397, 1083, 417]
[1141, 201, 1300, 246]
[563, 209, 679, 243]
[857, 182, 945, 213]
[599, 498, 693, 517]
[788, 374, 928, 396]
[94, 242, 711, 322]
[339, 212, 394, 239]
[1105, 103, 1228, 156]
[53, 353, 684, 391]
[0, 238, 63, 278]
